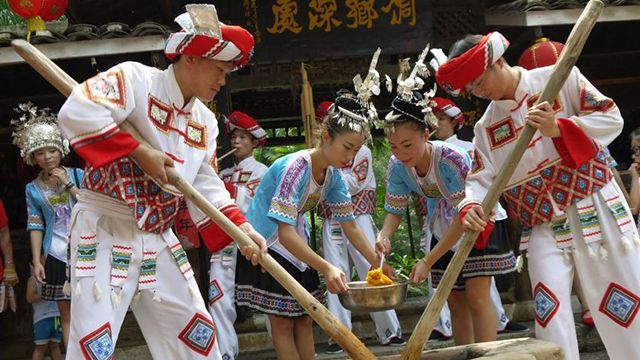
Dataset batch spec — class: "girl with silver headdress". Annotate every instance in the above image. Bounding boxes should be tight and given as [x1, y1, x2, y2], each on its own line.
[12, 102, 84, 349]
[316, 100, 405, 353]
[235, 91, 395, 359]
[376, 49, 516, 345]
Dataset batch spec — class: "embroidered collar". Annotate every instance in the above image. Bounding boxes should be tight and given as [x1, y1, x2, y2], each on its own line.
[164, 65, 197, 115]
[444, 134, 459, 143]
[234, 156, 255, 169]
[493, 67, 529, 113]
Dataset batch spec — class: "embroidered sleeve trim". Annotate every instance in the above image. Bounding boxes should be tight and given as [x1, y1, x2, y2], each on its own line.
[74, 129, 140, 168]
[198, 206, 247, 252]
[329, 200, 355, 222]
[384, 193, 409, 214]
[82, 69, 127, 109]
[579, 79, 616, 115]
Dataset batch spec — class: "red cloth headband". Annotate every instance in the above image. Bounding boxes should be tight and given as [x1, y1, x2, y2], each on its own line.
[435, 32, 510, 94]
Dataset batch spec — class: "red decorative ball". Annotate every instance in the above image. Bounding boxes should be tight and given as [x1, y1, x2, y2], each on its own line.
[39, 0, 67, 21]
[7, 0, 44, 19]
[518, 38, 565, 70]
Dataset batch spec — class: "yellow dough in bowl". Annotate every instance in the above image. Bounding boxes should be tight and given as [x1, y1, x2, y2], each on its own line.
[366, 268, 394, 286]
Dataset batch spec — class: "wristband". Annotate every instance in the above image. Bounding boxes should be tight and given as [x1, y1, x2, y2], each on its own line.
[65, 181, 75, 190]
[420, 256, 429, 267]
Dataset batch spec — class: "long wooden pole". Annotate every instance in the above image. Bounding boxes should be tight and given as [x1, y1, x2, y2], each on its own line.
[12, 39, 377, 360]
[401, 1, 605, 358]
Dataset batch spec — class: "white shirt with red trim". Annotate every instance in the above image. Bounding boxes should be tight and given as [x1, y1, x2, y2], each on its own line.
[445, 135, 507, 222]
[460, 66, 623, 235]
[319, 145, 376, 218]
[219, 156, 267, 213]
[58, 61, 246, 252]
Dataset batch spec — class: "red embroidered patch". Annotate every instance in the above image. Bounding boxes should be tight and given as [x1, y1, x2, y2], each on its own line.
[79, 322, 114, 360]
[238, 171, 252, 184]
[83, 70, 126, 109]
[148, 95, 173, 133]
[184, 121, 207, 150]
[178, 313, 217, 356]
[208, 279, 224, 306]
[486, 117, 520, 150]
[580, 79, 615, 114]
[353, 159, 369, 182]
[534, 283, 560, 328]
[470, 149, 484, 174]
[599, 283, 640, 328]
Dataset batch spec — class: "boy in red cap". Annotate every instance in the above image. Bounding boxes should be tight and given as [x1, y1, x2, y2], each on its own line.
[436, 32, 640, 359]
[211, 111, 268, 360]
[57, 4, 266, 359]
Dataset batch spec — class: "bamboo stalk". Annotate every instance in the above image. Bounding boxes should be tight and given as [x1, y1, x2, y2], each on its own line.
[216, 147, 237, 165]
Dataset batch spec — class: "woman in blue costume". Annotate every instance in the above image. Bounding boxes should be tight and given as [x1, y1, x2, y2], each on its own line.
[376, 67, 516, 345]
[236, 93, 394, 359]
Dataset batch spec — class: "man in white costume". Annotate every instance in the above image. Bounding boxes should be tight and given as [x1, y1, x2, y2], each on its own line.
[57, 4, 266, 359]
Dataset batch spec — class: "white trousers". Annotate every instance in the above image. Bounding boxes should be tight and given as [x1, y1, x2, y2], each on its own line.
[68, 193, 221, 360]
[322, 215, 402, 343]
[527, 187, 640, 360]
[208, 245, 238, 360]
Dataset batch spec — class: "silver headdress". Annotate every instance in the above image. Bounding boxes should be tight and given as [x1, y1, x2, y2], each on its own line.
[384, 44, 438, 131]
[329, 48, 386, 134]
[11, 102, 69, 166]
[175, 4, 222, 39]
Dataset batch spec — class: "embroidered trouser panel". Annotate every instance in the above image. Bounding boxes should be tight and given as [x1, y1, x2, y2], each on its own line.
[68, 192, 221, 360]
[527, 189, 640, 360]
[322, 215, 403, 343]
[208, 245, 238, 360]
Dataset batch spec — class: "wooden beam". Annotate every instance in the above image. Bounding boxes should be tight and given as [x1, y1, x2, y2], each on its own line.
[0, 35, 166, 66]
[591, 76, 640, 86]
[486, 5, 640, 26]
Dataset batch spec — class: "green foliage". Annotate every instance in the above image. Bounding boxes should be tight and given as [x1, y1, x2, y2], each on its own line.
[0, 0, 24, 26]
[386, 252, 431, 297]
[254, 143, 306, 167]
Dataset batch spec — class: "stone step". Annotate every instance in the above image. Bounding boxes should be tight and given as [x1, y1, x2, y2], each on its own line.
[114, 296, 608, 360]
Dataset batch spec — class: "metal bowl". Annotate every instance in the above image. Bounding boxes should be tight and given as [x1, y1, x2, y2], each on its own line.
[337, 280, 409, 312]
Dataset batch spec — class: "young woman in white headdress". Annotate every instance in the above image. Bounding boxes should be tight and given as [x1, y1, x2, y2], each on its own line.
[377, 53, 516, 345]
[13, 102, 84, 349]
[235, 92, 394, 359]
[315, 100, 405, 354]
